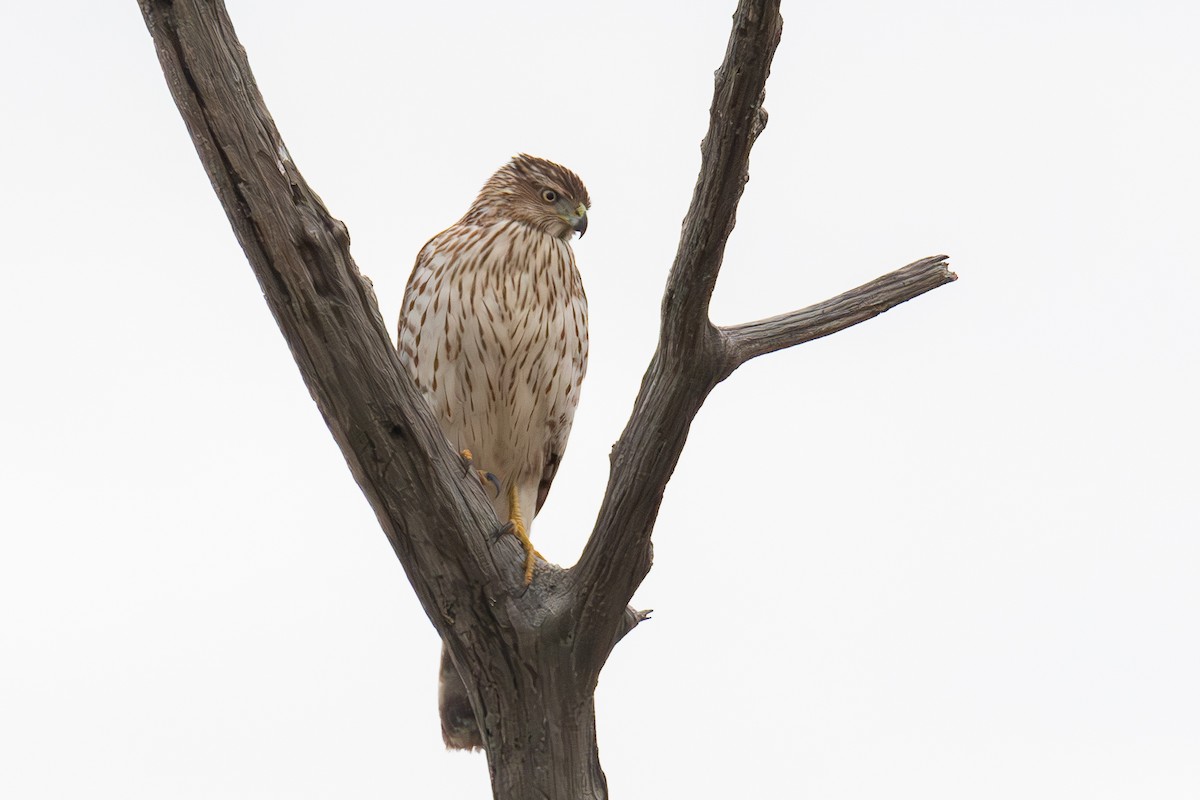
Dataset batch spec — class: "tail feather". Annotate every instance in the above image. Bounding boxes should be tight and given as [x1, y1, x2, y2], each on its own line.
[438, 644, 483, 751]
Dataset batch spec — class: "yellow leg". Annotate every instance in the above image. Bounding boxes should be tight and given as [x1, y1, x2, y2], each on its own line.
[507, 483, 537, 585]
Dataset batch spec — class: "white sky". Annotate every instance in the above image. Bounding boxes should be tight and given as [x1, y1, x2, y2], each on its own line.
[2, 1, 1198, 798]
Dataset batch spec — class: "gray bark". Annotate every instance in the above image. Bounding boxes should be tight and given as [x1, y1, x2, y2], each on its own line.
[138, 0, 955, 797]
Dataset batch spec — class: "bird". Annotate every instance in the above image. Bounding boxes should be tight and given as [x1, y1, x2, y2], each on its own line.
[396, 154, 591, 749]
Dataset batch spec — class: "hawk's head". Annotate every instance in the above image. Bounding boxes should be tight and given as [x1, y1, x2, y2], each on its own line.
[471, 154, 590, 241]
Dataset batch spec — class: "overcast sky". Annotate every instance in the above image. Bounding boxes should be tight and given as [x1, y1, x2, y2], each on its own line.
[2, 1, 1198, 798]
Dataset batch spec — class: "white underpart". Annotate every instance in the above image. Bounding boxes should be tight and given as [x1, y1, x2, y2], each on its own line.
[397, 218, 588, 531]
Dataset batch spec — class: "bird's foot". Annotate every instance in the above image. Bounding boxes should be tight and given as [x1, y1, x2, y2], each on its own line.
[496, 519, 540, 586]
[511, 517, 537, 586]
[500, 483, 539, 585]
[460, 450, 500, 496]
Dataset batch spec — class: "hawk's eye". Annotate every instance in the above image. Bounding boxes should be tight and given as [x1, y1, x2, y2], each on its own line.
[540, 189, 558, 203]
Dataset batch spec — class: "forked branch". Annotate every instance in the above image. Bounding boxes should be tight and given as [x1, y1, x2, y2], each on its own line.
[141, 0, 954, 793]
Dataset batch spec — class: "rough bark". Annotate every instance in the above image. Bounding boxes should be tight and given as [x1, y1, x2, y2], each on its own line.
[139, 0, 954, 797]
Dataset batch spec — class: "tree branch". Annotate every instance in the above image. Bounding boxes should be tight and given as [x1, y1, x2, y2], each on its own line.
[569, 1, 955, 670]
[571, 0, 784, 666]
[137, 0, 524, 644]
[662, 0, 783, 359]
[723, 255, 957, 367]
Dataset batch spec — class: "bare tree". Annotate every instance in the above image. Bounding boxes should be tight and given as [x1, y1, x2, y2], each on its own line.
[139, 0, 955, 796]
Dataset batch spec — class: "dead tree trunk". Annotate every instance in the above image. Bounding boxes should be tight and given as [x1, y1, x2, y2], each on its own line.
[138, 0, 955, 796]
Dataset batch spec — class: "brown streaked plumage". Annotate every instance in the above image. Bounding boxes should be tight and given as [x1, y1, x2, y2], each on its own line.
[397, 154, 590, 750]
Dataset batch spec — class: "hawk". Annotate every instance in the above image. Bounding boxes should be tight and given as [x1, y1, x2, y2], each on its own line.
[397, 154, 591, 749]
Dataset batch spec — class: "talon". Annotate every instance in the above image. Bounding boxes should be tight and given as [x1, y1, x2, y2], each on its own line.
[508, 521, 535, 586]
[495, 519, 540, 585]
[460, 450, 500, 496]
[491, 486, 542, 585]
[494, 520, 515, 544]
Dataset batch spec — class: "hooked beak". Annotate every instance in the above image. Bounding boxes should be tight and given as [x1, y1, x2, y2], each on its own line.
[559, 203, 589, 239]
